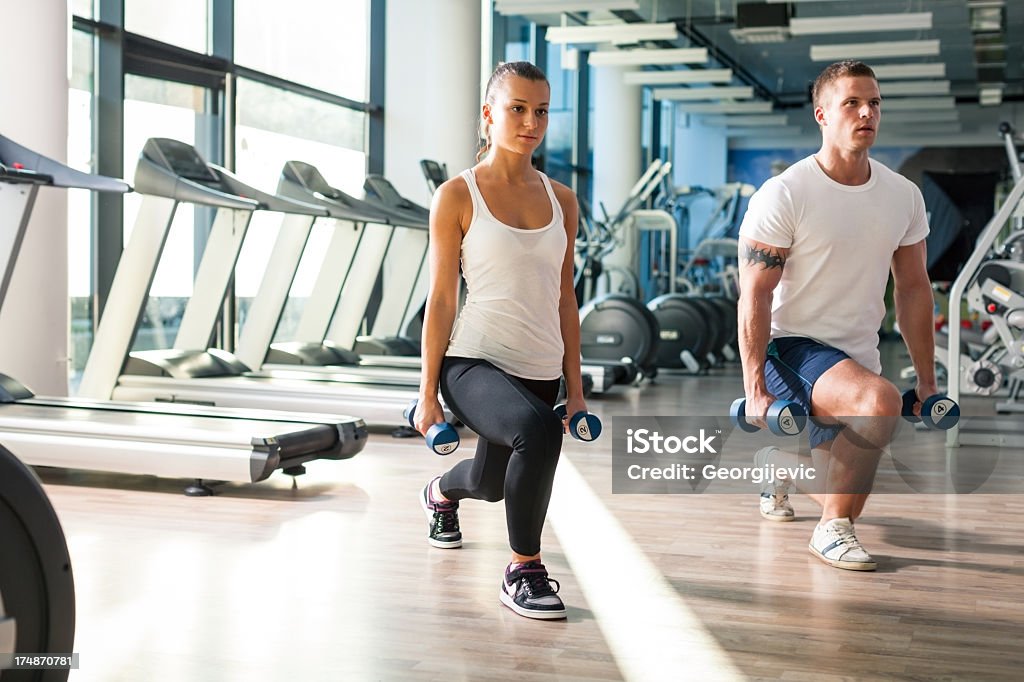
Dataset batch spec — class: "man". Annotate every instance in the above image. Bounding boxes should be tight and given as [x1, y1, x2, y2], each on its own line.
[737, 60, 938, 571]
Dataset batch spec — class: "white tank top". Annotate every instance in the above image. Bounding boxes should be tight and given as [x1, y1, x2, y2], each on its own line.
[445, 168, 567, 380]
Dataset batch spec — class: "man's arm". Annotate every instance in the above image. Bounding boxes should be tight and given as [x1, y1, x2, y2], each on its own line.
[891, 239, 938, 401]
[738, 238, 788, 423]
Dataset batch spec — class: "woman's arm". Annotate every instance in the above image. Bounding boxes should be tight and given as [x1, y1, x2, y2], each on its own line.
[415, 178, 468, 434]
[553, 182, 586, 419]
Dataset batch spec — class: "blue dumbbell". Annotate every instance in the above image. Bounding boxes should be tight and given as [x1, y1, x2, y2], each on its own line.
[554, 404, 603, 441]
[404, 400, 460, 455]
[730, 398, 807, 437]
[901, 389, 960, 430]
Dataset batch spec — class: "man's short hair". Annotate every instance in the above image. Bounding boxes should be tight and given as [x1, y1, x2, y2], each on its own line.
[812, 60, 877, 109]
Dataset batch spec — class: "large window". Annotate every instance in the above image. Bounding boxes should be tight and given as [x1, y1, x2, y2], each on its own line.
[545, 43, 575, 188]
[234, 0, 369, 101]
[72, 0, 94, 19]
[234, 77, 368, 341]
[69, 0, 373, 385]
[125, 0, 209, 54]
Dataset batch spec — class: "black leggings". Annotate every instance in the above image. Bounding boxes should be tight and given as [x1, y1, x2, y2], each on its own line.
[438, 356, 563, 557]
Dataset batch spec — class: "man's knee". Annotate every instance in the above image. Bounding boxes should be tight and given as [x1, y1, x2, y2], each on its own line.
[852, 381, 901, 418]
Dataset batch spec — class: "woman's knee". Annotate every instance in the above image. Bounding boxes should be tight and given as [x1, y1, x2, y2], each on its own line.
[515, 410, 564, 457]
[476, 486, 504, 503]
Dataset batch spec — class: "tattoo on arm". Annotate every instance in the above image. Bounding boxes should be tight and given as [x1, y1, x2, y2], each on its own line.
[742, 244, 785, 270]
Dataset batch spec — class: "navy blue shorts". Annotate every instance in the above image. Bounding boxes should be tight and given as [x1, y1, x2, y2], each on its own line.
[764, 337, 849, 449]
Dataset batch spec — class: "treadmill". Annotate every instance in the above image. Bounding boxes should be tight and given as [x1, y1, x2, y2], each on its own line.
[261, 162, 428, 372]
[0, 134, 366, 495]
[233, 161, 427, 389]
[356, 173, 432, 356]
[76, 138, 429, 427]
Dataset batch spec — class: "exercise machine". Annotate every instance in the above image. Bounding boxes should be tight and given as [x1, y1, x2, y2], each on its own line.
[233, 162, 428, 390]
[946, 150, 1024, 447]
[0, 445, 75, 682]
[0, 134, 366, 495]
[76, 138, 426, 428]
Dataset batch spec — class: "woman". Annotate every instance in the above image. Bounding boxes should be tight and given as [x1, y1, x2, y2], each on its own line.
[414, 61, 587, 621]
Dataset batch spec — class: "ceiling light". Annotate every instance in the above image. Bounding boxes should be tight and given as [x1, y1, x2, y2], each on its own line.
[810, 39, 940, 61]
[700, 114, 789, 127]
[979, 87, 1003, 106]
[588, 48, 708, 67]
[882, 110, 959, 123]
[725, 126, 803, 137]
[652, 86, 753, 101]
[495, 0, 639, 15]
[881, 96, 955, 110]
[546, 22, 678, 45]
[879, 80, 951, 96]
[672, 101, 773, 114]
[872, 63, 946, 79]
[790, 12, 932, 36]
[729, 27, 791, 44]
[623, 68, 732, 85]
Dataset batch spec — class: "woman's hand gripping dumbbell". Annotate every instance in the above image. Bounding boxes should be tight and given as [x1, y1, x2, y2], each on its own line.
[730, 397, 807, 436]
[901, 389, 960, 430]
[554, 403, 603, 441]
[405, 399, 460, 455]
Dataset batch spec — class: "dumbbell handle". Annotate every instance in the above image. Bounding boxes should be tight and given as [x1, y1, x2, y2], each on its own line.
[731, 398, 806, 437]
[901, 389, 960, 430]
[554, 404, 603, 442]
[404, 399, 460, 455]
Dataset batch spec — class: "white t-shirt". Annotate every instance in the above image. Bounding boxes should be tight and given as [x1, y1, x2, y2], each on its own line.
[739, 155, 929, 373]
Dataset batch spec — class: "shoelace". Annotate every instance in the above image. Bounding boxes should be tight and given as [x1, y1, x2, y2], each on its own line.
[833, 524, 863, 551]
[513, 563, 560, 598]
[432, 505, 460, 534]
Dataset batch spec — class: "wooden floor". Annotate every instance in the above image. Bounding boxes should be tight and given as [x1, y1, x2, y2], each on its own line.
[37, 347, 1024, 681]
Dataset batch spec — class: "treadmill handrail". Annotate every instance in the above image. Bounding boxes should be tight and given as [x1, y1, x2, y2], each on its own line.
[278, 161, 395, 224]
[134, 155, 259, 210]
[208, 164, 329, 217]
[0, 133, 130, 193]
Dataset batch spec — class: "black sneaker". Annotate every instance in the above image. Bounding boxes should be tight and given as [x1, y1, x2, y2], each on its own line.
[499, 560, 566, 620]
[419, 478, 462, 548]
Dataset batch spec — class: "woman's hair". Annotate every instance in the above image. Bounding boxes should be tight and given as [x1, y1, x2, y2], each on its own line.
[811, 60, 877, 109]
[477, 61, 549, 162]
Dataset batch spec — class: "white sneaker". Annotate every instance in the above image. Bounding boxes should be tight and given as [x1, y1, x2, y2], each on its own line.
[808, 517, 877, 571]
[754, 446, 794, 522]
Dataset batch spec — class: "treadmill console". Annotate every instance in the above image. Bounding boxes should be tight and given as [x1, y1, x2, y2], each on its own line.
[0, 162, 52, 185]
[143, 138, 224, 186]
[364, 175, 408, 207]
